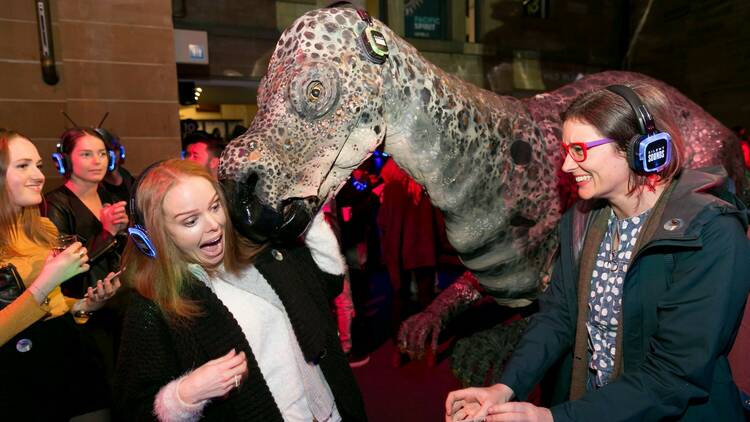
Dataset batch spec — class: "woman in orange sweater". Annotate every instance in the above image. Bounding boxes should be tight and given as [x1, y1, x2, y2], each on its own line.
[0, 129, 120, 419]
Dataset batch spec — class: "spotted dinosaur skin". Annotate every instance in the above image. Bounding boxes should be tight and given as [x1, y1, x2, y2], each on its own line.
[220, 7, 745, 306]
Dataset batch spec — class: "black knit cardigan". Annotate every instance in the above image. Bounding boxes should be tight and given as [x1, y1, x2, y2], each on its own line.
[113, 244, 367, 421]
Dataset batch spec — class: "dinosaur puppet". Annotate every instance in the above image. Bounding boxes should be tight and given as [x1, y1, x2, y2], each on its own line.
[219, 6, 747, 383]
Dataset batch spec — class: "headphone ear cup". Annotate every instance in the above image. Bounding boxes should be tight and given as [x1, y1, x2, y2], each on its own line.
[626, 134, 643, 173]
[51, 152, 66, 175]
[107, 150, 117, 172]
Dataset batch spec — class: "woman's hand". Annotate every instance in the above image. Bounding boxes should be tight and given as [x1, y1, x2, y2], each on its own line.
[483, 402, 553, 422]
[445, 384, 514, 422]
[75, 269, 123, 313]
[100, 201, 129, 235]
[178, 349, 248, 404]
[29, 242, 89, 304]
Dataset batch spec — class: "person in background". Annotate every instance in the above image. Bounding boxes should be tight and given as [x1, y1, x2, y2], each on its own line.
[44, 127, 127, 297]
[182, 130, 225, 179]
[44, 127, 129, 393]
[114, 159, 365, 421]
[377, 160, 440, 336]
[446, 83, 750, 421]
[98, 127, 136, 205]
[0, 129, 120, 420]
[322, 198, 370, 368]
[229, 124, 248, 141]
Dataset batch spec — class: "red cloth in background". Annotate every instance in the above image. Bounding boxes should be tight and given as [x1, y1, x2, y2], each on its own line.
[377, 160, 454, 290]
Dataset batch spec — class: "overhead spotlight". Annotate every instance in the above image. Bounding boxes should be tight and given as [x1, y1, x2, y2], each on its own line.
[196, 87, 203, 93]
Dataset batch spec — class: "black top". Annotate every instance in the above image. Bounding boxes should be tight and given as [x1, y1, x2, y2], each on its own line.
[113, 244, 367, 421]
[102, 166, 136, 206]
[43, 184, 124, 298]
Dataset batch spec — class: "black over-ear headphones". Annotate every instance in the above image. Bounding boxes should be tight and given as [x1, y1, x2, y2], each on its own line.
[127, 161, 164, 258]
[51, 141, 73, 176]
[606, 85, 673, 174]
[52, 130, 117, 176]
[93, 127, 126, 170]
[54, 112, 117, 175]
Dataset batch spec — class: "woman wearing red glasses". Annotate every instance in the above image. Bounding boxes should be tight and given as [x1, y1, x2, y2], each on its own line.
[446, 83, 750, 422]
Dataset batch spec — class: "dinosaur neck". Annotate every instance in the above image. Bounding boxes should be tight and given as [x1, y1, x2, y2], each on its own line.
[381, 39, 542, 249]
[370, 29, 565, 305]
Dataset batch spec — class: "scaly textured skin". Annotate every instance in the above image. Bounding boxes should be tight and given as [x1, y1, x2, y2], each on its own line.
[220, 8, 746, 329]
[397, 271, 482, 360]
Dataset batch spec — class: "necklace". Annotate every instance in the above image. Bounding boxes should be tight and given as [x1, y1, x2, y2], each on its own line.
[608, 217, 621, 273]
[607, 208, 653, 274]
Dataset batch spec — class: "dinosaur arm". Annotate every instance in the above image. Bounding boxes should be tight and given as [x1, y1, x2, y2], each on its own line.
[397, 270, 482, 359]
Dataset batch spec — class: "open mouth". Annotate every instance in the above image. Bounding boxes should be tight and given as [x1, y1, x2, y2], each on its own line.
[200, 234, 223, 256]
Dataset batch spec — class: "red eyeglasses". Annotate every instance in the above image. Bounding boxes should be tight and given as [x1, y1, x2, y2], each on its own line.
[561, 138, 615, 162]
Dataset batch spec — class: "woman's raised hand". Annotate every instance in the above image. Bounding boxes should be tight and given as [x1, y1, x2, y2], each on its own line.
[100, 201, 129, 235]
[178, 349, 248, 404]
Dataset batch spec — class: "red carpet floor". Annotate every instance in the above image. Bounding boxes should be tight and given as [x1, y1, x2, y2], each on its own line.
[352, 340, 462, 421]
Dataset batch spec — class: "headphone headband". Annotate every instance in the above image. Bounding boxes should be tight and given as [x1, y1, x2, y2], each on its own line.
[606, 84, 656, 135]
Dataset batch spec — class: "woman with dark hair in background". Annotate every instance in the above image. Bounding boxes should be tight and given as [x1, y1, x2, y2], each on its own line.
[44, 128, 128, 298]
[43, 127, 130, 396]
[114, 159, 365, 421]
[446, 84, 750, 421]
[0, 129, 120, 419]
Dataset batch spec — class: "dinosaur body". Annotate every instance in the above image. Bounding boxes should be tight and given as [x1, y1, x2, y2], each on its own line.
[220, 7, 745, 308]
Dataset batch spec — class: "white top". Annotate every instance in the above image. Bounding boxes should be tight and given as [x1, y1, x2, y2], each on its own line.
[211, 272, 312, 421]
[152, 211, 346, 422]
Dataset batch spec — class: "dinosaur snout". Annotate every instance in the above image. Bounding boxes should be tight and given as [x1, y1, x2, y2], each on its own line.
[221, 173, 314, 244]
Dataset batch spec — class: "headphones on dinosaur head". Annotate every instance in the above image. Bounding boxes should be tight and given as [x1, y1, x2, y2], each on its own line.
[358, 11, 389, 65]
[327, 2, 389, 64]
[606, 85, 673, 174]
[127, 161, 165, 258]
[53, 112, 118, 175]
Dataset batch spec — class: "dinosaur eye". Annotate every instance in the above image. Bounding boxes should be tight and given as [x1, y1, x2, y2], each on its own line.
[307, 81, 324, 102]
[289, 63, 339, 120]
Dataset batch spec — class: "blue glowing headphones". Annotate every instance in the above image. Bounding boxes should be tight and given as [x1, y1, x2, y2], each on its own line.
[51, 142, 72, 176]
[53, 129, 117, 175]
[127, 161, 164, 258]
[606, 85, 673, 174]
[93, 127, 126, 172]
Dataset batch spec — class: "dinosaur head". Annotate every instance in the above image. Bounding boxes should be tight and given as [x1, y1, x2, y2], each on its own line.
[220, 7, 390, 243]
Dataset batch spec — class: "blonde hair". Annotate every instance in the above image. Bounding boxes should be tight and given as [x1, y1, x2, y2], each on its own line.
[0, 129, 56, 256]
[121, 159, 263, 321]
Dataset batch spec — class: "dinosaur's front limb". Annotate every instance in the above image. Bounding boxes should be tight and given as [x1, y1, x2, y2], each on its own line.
[397, 270, 483, 360]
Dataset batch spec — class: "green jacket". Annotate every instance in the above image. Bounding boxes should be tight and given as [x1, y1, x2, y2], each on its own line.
[499, 167, 750, 421]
